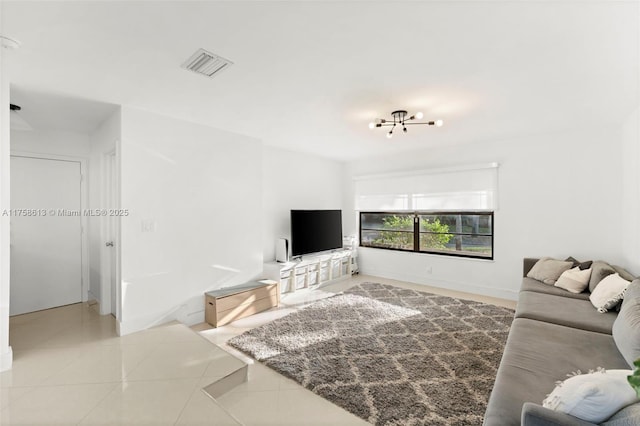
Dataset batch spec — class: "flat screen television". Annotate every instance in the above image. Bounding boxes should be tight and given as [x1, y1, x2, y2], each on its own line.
[291, 209, 343, 257]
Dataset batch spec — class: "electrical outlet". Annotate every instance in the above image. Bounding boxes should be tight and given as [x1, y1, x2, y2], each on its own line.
[426, 266, 433, 274]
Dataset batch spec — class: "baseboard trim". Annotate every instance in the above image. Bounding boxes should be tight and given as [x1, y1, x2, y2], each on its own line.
[117, 313, 166, 336]
[117, 317, 148, 336]
[1, 346, 13, 372]
[361, 266, 518, 301]
[86, 291, 109, 315]
[117, 304, 204, 336]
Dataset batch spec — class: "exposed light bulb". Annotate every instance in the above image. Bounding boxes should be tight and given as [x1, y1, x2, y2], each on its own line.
[386, 131, 393, 139]
[403, 127, 407, 133]
[415, 112, 424, 120]
[368, 122, 375, 129]
[435, 119, 444, 127]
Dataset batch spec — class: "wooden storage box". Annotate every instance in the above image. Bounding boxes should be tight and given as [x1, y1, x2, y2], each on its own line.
[205, 281, 279, 328]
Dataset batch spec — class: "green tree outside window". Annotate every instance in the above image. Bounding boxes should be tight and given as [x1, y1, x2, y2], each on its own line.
[373, 215, 453, 249]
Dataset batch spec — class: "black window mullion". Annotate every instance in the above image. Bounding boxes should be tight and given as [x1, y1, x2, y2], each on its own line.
[413, 213, 419, 252]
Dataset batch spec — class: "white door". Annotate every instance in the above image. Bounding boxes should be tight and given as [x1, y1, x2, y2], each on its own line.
[10, 156, 83, 316]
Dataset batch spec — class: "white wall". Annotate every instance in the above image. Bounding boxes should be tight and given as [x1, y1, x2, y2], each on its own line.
[345, 126, 625, 300]
[0, 15, 13, 371]
[622, 106, 640, 273]
[118, 107, 263, 335]
[10, 130, 90, 157]
[262, 146, 346, 261]
[87, 109, 121, 311]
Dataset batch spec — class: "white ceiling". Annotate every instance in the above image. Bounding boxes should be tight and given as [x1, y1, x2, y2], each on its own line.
[2, 1, 638, 161]
[10, 87, 118, 134]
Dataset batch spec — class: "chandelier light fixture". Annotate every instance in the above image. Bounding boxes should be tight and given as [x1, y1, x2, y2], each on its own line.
[369, 110, 443, 138]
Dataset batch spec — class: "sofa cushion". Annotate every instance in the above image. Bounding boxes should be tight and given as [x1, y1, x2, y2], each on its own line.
[590, 273, 630, 313]
[516, 291, 617, 334]
[555, 267, 592, 294]
[521, 403, 598, 426]
[601, 402, 640, 425]
[589, 261, 617, 293]
[527, 257, 573, 285]
[623, 279, 640, 301]
[521, 277, 590, 301]
[612, 281, 640, 368]
[484, 318, 629, 426]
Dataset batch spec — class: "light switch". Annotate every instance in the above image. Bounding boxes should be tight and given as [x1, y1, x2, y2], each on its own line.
[141, 219, 156, 233]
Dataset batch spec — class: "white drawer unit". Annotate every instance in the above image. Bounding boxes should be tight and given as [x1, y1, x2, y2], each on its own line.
[264, 250, 353, 293]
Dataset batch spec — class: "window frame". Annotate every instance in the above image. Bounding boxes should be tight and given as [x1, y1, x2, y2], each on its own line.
[359, 211, 494, 260]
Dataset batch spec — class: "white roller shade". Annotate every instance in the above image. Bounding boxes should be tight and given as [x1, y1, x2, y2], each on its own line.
[354, 163, 499, 212]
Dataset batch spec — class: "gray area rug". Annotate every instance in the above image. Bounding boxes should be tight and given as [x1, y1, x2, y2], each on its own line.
[228, 282, 515, 425]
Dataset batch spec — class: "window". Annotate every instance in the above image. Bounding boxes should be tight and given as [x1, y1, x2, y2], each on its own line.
[360, 212, 415, 251]
[360, 212, 493, 259]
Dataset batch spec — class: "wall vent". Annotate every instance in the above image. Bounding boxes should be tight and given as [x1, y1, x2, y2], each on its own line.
[181, 48, 233, 78]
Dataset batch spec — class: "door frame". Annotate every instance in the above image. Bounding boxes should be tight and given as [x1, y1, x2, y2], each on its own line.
[9, 151, 90, 302]
[100, 147, 120, 319]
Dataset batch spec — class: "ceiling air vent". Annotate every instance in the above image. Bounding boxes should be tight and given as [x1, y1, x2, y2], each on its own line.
[181, 48, 233, 78]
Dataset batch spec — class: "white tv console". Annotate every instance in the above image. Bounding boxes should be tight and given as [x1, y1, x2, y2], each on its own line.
[263, 249, 353, 293]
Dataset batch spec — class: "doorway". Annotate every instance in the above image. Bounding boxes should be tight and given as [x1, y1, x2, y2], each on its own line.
[9, 155, 85, 316]
[103, 149, 119, 318]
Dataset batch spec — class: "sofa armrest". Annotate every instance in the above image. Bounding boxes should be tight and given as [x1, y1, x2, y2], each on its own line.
[523, 258, 540, 278]
[521, 403, 598, 426]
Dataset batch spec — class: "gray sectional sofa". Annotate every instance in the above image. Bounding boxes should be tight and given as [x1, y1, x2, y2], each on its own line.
[484, 258, 640, 426]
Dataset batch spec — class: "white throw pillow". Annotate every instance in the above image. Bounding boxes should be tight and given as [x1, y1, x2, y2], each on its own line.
[590, 273, 631, 313]
[555, 267, 592, 294]
[542, 369, 638, 423]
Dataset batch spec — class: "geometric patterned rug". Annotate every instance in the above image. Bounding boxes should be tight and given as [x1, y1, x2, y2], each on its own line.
[227, 282, 515, 426]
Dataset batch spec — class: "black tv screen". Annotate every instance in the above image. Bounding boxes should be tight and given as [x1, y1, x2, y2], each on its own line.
[291, 210, 343, 257]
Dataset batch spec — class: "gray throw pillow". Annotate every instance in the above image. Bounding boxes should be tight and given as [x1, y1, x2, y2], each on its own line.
[613, 265, 636, 283]
[527, 257, 573, 285]
[612, 284, 640, 368]
[589, 261, 616, 293]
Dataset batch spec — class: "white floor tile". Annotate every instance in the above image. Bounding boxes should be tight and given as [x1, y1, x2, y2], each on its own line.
[216, 388, 281, 425]
[0, 382, 117, 425]
[125, 339, 237, 382]
[175, 386, 241, 425]
[0, 386, 33, 411]
[202, 349, 247, 379]
[43, 343, 156, 386]
[37, 318, 119, 348]
[0, 347, 84, 387]
[197, 325, 253, 347]
[226, 363, 282, 393]
[156, 322, 212, 343]
[79, 379, 199, 425]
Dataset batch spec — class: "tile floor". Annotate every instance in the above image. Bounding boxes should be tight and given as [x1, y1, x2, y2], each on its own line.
[0, 274, 516, 425]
